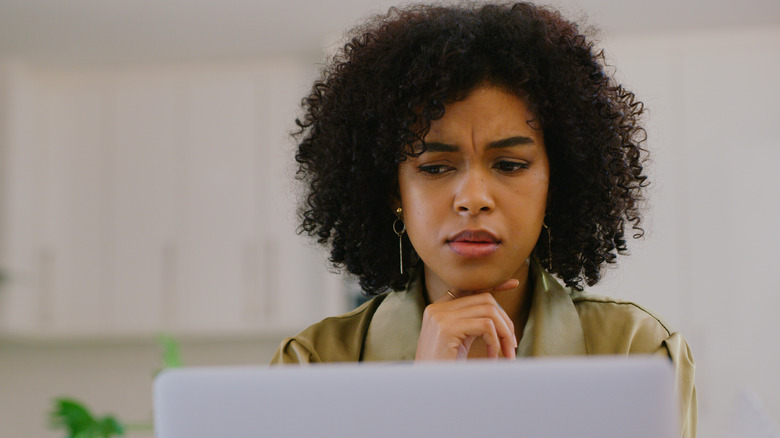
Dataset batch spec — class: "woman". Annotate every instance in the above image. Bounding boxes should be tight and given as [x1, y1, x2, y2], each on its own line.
[272, 2, 696, 437]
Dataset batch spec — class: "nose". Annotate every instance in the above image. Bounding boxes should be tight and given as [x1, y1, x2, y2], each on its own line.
[453, 169, 495, 215]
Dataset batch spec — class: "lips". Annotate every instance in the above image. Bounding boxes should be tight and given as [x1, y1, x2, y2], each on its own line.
[447, 229, 500, 258]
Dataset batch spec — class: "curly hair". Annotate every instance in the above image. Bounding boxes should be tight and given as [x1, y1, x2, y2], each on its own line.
[294, 2, 648, 295]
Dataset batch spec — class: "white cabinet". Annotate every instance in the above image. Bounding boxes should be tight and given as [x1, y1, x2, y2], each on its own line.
[40, 73, 112, 334]
[176, 71, 262, 333]
[0, 60, 348, 340]
[109, 73, 183, 333]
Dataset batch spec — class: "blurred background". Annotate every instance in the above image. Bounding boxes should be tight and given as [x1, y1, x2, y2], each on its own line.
[0, 0, 778, 437]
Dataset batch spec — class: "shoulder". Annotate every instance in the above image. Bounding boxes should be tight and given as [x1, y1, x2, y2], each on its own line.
[270, 294, 387, 364]
[567, 290, 697, 438]
[569, 290, 675, 355]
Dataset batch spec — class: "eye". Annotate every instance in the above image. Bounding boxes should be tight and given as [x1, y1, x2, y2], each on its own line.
[494, 160, 529, 174]
[417, 164, 454, 175]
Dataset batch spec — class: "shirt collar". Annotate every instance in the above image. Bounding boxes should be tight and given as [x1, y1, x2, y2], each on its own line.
[362, 260, 587, 361]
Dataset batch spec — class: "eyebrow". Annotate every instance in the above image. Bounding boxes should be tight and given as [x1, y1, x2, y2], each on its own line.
[421, 136, 535, 152]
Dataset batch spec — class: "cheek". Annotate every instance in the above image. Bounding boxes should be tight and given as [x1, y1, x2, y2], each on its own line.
[526, 165, 550, 212]
[399, 167, 441, 217]
[399, 184, 447, 253]
[403, 193, 439, 243]
[506, 174, 549, 240]
[533, 180, 549, 213]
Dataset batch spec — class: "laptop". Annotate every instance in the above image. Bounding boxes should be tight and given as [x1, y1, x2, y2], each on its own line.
[154, 356, 677, 438]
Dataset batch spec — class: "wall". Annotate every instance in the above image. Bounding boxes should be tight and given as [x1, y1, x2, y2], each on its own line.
[591, 26, 780, 437]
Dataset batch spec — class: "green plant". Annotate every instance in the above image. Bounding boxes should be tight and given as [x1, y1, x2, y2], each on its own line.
[158, 333, 182, 369]
[48, 333, 182, 437]
[49, 398, 124, 438]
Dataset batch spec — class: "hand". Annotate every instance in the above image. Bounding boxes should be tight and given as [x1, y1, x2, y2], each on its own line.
[415, 279, 520, 361]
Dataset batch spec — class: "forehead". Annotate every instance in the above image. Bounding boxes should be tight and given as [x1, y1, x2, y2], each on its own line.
[423, 85, 541, 143]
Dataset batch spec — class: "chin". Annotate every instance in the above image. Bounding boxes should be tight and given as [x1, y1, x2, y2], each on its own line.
[447, 274, 507, 292]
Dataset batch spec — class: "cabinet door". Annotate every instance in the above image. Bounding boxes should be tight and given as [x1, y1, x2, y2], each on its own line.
[38, 74, 112, 335]
[175, 71, 260, 333]
[0, 61, 348, 340]
[254, 63, 348, 327]
[109, 72, 183, 334]
[0, 64, 45, 333]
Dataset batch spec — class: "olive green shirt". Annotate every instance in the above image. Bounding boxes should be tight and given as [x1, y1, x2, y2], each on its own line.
[271, 263, 697, 438]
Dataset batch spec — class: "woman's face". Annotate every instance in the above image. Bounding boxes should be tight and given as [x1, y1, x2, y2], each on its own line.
[397, 85, 549, 292]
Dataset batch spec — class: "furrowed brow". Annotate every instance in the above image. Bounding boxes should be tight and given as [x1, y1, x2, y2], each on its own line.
[415, 136, 534, 153]
[421, 141, 459, 152]
[486, 136, 534, 150]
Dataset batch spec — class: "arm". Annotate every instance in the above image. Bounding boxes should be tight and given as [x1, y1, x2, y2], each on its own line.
[269, 295, 386, 365]
[656, 332, 697, 438]
[574, 297, 697, 438]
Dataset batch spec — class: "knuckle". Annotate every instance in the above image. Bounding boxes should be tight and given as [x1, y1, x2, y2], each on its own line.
[479, 304, 500, 318]
[440, 324, 461, 340]
[480, 318, 496, 332]
[423, 305, 441, 320]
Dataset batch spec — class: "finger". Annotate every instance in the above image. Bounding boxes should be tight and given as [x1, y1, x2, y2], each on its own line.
[437, 290, 500, 309]
[454, 318, 502, 359]
[440, 303, 516, 359]
[491, 278, 520, 292]
[436, 292, 517, 353]
[446, 278, 520, 298]
[433, 288, 460, 304]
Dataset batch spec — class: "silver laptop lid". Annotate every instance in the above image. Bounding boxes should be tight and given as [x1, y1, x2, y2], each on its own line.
[154, 356, 677, 438]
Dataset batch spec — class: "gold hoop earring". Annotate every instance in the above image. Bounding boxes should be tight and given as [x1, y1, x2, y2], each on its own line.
[543, 221, 552, 271]
[393, 207, 406, 274]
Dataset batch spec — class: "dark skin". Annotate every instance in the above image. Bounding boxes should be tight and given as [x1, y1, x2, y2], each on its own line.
[395, 86, 549, 360]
